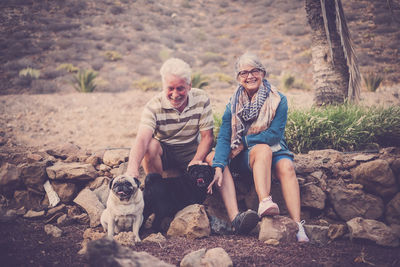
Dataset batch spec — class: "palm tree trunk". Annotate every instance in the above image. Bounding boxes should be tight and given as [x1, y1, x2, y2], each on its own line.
[305, 0, 353, 105]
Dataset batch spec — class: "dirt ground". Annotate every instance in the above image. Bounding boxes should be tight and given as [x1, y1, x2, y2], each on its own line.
[1, 217, 400, 267]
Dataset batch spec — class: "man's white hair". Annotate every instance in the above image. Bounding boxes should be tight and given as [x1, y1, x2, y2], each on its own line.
[160, 58, 192, 84]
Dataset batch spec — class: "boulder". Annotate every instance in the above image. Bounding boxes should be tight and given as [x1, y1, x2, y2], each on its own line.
[259, 216, 297, 243]
[44, 224, 62, 238]
[303, 225, 329, 245]
[46, 143, 82, 160]
[142, 232, 166, 244]
[46, 161, 97, 181]
[0, 163, 20, 196]
[167, 204, 210, 239]
[180, 247, 233, 267]
[102, 149, 129, 167]
[385, 193, 400, 225]
[352, 159, 397, 198]
[328, 185, 384, 221]
[347, 217, 399, 247]
[73, 188, 105, 227]
[51, 181, 78, 203]
[19, 162, 49, 193]
[301, 184, 326, 210]
[85, 238, 173, 267]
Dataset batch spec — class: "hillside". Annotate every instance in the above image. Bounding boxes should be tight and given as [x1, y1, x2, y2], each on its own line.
[1, 0, 399, 95]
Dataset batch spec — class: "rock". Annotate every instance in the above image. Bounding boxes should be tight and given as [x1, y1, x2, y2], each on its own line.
[347, 217, 399, 247]
[386, 193, 400, 225]
[44, 224, 62, 237]
[259, 216, 297, 243]
[203, 247, 233, 267]
[51, 181, 78, 203]
[301, 184, 326, 210]
[0, 207, 18, 223]
[79, 228, 106, 255]
[85, 238, 173, 266]
[93, 183, 110, 206]
[180, 247, 232, 267]
[14, 190, 44, 210]
[0, 162, 21, 195]
[264, 239, 280, 246]
[327, 224, 347, 240]
[328, 185, 384, 221]
[56, 214, 69, 225]
[46, 143, 82, 160]
[180, 248, 206, 267]
[142, 232, 166, 244]
[110, 162, 128, 177]
[86, 154, 101, 166]
[102, 149, 129, 167]
[352, 154, 377, 162]
[167, 204, 210, 239]
[113, 231, 136, 246]
[46, 161, 97, 181]
[304, 225, 329, 245]
[88, 176, 110, 190]
[352, 159, 397, 198]
[24, 209, 45, 218]
[73, 188, 105, 227]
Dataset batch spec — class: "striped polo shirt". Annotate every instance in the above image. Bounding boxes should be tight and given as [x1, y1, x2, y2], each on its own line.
[140, 88, 214, 145]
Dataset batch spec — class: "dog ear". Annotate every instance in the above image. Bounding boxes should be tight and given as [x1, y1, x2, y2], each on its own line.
[109, 178, 114, 189]
[134, 177, 141, 187]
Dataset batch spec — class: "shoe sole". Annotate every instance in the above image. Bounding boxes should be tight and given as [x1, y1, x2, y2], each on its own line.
[259, 206, 280, 217]
[237, 212, 259, 234]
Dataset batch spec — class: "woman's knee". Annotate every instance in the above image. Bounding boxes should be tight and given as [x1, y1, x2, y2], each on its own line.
[249, 144, 272, 166]
[274, 159, 296, 181]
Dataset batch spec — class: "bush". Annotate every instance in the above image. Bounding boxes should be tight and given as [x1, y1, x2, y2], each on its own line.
[71, 69, 98, 93]
[104, 50, 122, 61]
[132, 78, 161, 91]
[286, 104, 400, 153]
[56, 63, 79, 73]
[19, 68, 40, 79]
[191, 73, 209, 89]
[363, 73, 383, 92]
[281, 73, 295, 90]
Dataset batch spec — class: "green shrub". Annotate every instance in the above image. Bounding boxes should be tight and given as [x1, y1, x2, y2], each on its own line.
[132, 78, 161, 91]
[56, 63, 79, 73]
[286, 104, 400, 153]
[19, 68, 40, 79]
[71, 69, 98, 93]
[104, 50, 122, 61]
[191, 72, 209, 89]
[213, 113, 222, 144]
[281, 73, 295, 90]
[213, 104, 400, 153]
[363, 73, 383, 92]
[214, 72, 234, 84]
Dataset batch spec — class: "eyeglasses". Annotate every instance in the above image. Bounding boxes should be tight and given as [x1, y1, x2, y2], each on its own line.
[237, 68, 263, 79]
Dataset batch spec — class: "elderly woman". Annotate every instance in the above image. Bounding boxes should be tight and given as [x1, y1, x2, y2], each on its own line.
[207, 52, 309, 242]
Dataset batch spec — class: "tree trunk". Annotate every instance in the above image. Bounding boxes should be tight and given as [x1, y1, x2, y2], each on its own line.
[306, 0, 350, 105]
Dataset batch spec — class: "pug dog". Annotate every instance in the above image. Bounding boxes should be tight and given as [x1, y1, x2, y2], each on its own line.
[100, 174, 144, 242]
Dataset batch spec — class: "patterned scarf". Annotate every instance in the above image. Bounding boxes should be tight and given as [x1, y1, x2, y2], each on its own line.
[230, 79, 281, 158]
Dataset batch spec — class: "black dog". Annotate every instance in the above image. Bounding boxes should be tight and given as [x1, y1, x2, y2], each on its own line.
[142, 164, 214, 232]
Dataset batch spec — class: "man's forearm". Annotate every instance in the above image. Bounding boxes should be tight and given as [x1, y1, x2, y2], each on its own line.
[191, 133, 213, 163]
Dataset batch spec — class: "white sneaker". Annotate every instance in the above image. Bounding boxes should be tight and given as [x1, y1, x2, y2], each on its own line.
[296, 220, 310, 242]
[257, 196, 280, 217]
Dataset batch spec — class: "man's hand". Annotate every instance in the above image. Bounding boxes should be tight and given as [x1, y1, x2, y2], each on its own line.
[187, 160, 208, 168]
[207, 167, 223, 194]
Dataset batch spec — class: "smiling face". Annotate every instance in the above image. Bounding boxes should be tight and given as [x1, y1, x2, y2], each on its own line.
[163, 74, 191, 112]
[237, 65, 265, 98]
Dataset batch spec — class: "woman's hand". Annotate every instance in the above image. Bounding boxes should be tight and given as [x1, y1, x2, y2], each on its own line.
[207, 167, 223, 194]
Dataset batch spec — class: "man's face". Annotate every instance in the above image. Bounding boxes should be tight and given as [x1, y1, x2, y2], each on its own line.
[163, 74, 191, 112]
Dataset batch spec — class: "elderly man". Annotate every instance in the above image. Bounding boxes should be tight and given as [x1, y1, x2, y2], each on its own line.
[126, 57, 214, 183]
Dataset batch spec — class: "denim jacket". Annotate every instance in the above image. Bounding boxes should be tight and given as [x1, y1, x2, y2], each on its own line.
[212, 92, 293, 169]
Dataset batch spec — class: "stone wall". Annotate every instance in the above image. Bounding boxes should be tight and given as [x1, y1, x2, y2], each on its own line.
[1, 143, 399, 246]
